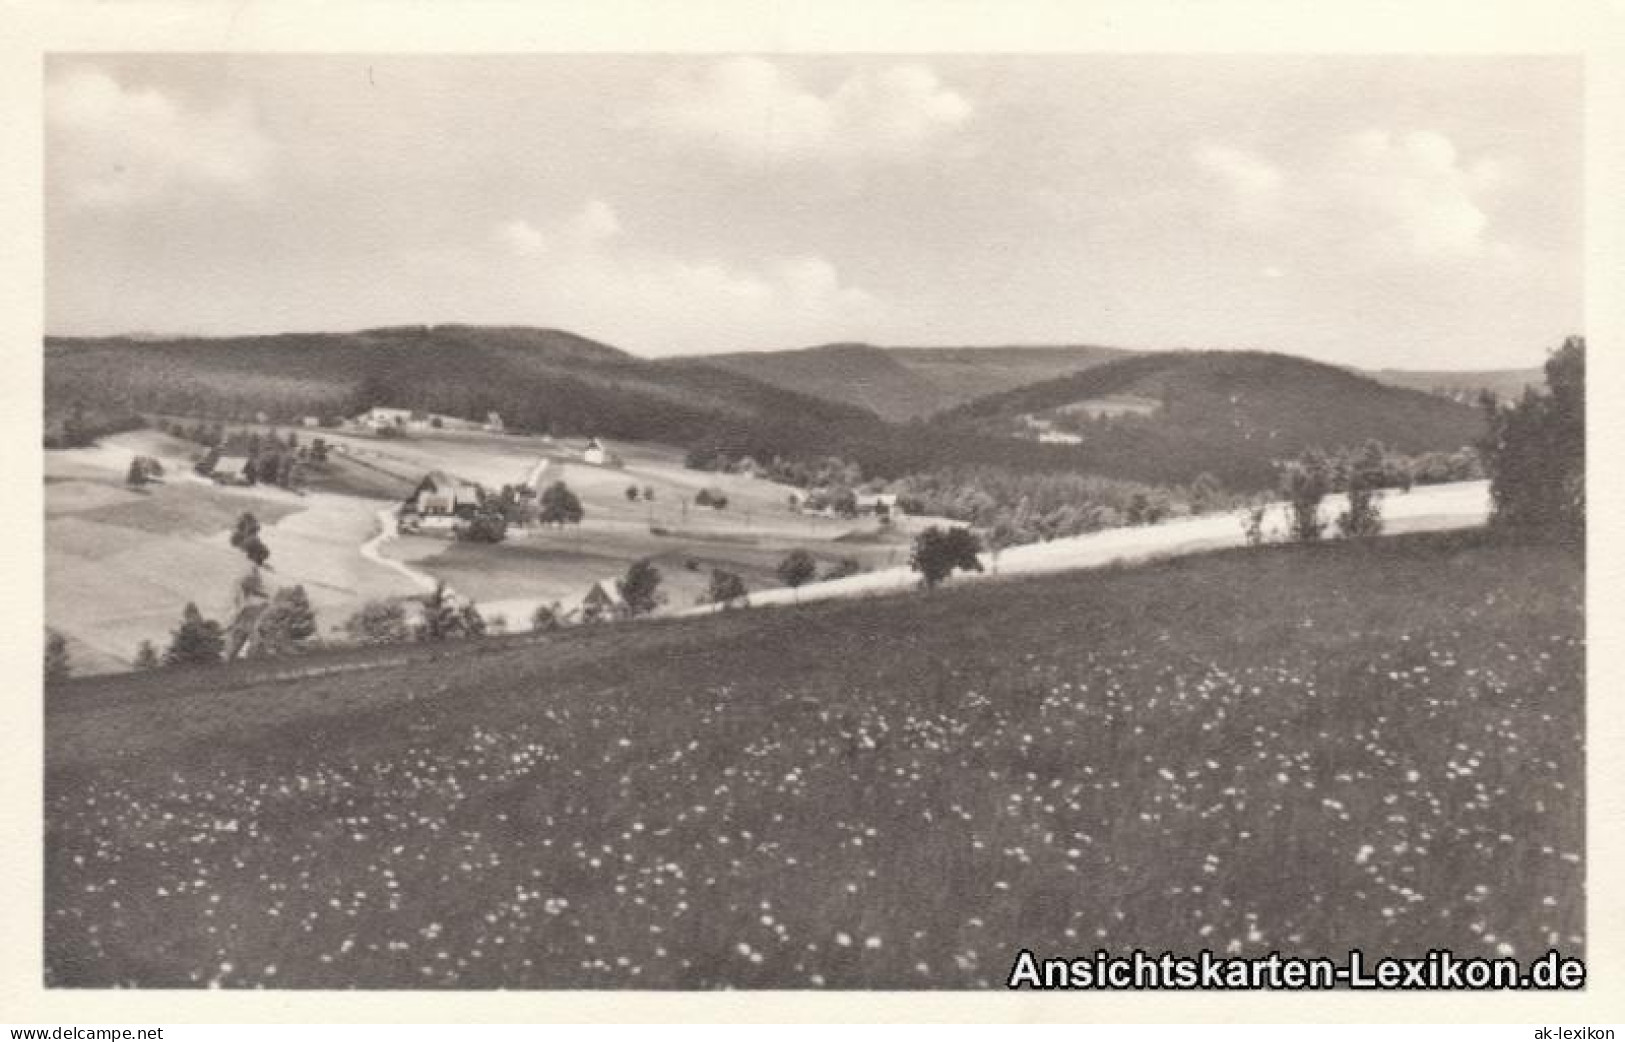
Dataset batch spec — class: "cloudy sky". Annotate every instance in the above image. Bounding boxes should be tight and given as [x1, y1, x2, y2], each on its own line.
[45, 54, 1581, 368]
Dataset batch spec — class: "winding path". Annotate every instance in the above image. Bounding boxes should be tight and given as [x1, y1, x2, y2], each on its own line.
[359, 506, 437, 592]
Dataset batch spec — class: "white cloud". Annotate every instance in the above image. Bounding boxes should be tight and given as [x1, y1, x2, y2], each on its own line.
[495, 218, 546, 257]
[1197, 129, 1518, 265]
[645, 57, 971, 168]
[47, 66, 274, 209]
[472, 201, 878, 353]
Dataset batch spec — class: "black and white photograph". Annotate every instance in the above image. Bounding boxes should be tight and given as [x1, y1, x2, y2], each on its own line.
[14, 2, 1615, 1024]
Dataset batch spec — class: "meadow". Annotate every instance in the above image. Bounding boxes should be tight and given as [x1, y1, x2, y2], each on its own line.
[45, 530, 1583, 988]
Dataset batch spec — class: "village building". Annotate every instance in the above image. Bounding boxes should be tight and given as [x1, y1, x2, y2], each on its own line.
[855, 492, 899, 515]
[401, 471, 483, 531]
[582, 437, 607, 466]
[484, 412, 505, 433]
[208, 454, 253, 486]
[576, 578, 624, 622]
[355, 406, 414, 431]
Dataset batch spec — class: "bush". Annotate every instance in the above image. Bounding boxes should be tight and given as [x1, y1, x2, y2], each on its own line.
[776, 549, 817, 590]
[530, 602, 564, 632]
[345, 600, 410, 645]
[821, 556, 864, 581]
[164, 603, 224, 666]
[1335, 441, 1386, 539]
[1282, 449, 1332, 543]
[705, 569, 749, 609]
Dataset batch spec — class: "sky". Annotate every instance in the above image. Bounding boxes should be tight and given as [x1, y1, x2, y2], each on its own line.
[44, 54, 1582, 369]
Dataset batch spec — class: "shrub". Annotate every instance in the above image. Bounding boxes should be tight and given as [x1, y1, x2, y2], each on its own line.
[530, 602, 564, 632]
[345, 600, 410, 645]
[1335, 441, 1386, 539]
[821, 556, 865, 581]
[705, 569, 749, 609]
[1282, 449, 1332, 543]
[164, 603, 224, 666]
[776, 549, 817, 591]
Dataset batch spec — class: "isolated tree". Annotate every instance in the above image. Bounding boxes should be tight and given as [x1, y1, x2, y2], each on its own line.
[345, 599, 410, 645]
[133, 640, 160, 670]
[910, 526, 985, 590]
[705, 568, 749, 609]
[1282, 449, 1333, 543]
[242, 535, 271, 568]
[777, 549, 818, 592]
[1479, 335, 1585, 545]
[164, 603, 224, 666]
[618, 558, 664, 618]
[1335, 440, 1386, 539]
[44, 630, 70, 684]
[539, 480, 585, 527]
[125, 457, 150, 489]
[230, 512, 260, 550]
[625, 485, 640, 501]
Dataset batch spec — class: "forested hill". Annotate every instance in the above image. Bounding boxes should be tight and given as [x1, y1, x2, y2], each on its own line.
[934, 350, 1489, 489]
[46, 329, 1493, 492]
[43, 325, 896, 461]
[685, 342, 1130, 421]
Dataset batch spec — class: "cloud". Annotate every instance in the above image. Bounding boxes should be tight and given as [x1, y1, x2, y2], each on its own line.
[468, 200, 878, 353]
[47, 66, 274, 209]
[644, 57, 972, 168]
[494, 218, 546, 257]
[1195, 129, 1517, 265]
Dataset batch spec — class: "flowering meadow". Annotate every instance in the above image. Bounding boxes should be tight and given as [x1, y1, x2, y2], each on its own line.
[45, 530, 1583, 988]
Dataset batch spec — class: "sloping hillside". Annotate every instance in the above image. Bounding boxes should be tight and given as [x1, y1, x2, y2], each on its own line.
[937, 350, 1487, 490]
[690, 344, 950, 421]
[691, 342, 1129, 420]
[46, 531, 1583, 987]
[44, 325, 892, 464]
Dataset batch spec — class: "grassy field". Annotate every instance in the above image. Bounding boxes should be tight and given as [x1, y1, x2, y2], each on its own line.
[45, 530, 1583, 988]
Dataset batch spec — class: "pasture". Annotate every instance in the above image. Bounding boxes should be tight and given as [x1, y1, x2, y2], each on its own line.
[45, 530, 1583, 988]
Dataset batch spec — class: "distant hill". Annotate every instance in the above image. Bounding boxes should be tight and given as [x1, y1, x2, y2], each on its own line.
[44, 325, 893, 464]
[45, 326, 1505, 493]
[689, 343, 1129, 420]
[689, 340, 1530, 421]
[936, 350, 1488, 490]
[1366, 367, 1545, 405]
[688, 343, 950, 421]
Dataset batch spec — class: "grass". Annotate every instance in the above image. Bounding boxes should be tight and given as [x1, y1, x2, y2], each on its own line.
[44, 530, 1583, 988]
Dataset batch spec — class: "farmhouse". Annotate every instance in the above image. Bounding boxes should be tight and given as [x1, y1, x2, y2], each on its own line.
[856, 492, 899, 515]
[209, 454, 253, 485]
[403, 471, 483, 531]
[356, 406, 415, 431]
[582, 437, 607, 466]
[576, 579, 624, 622]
